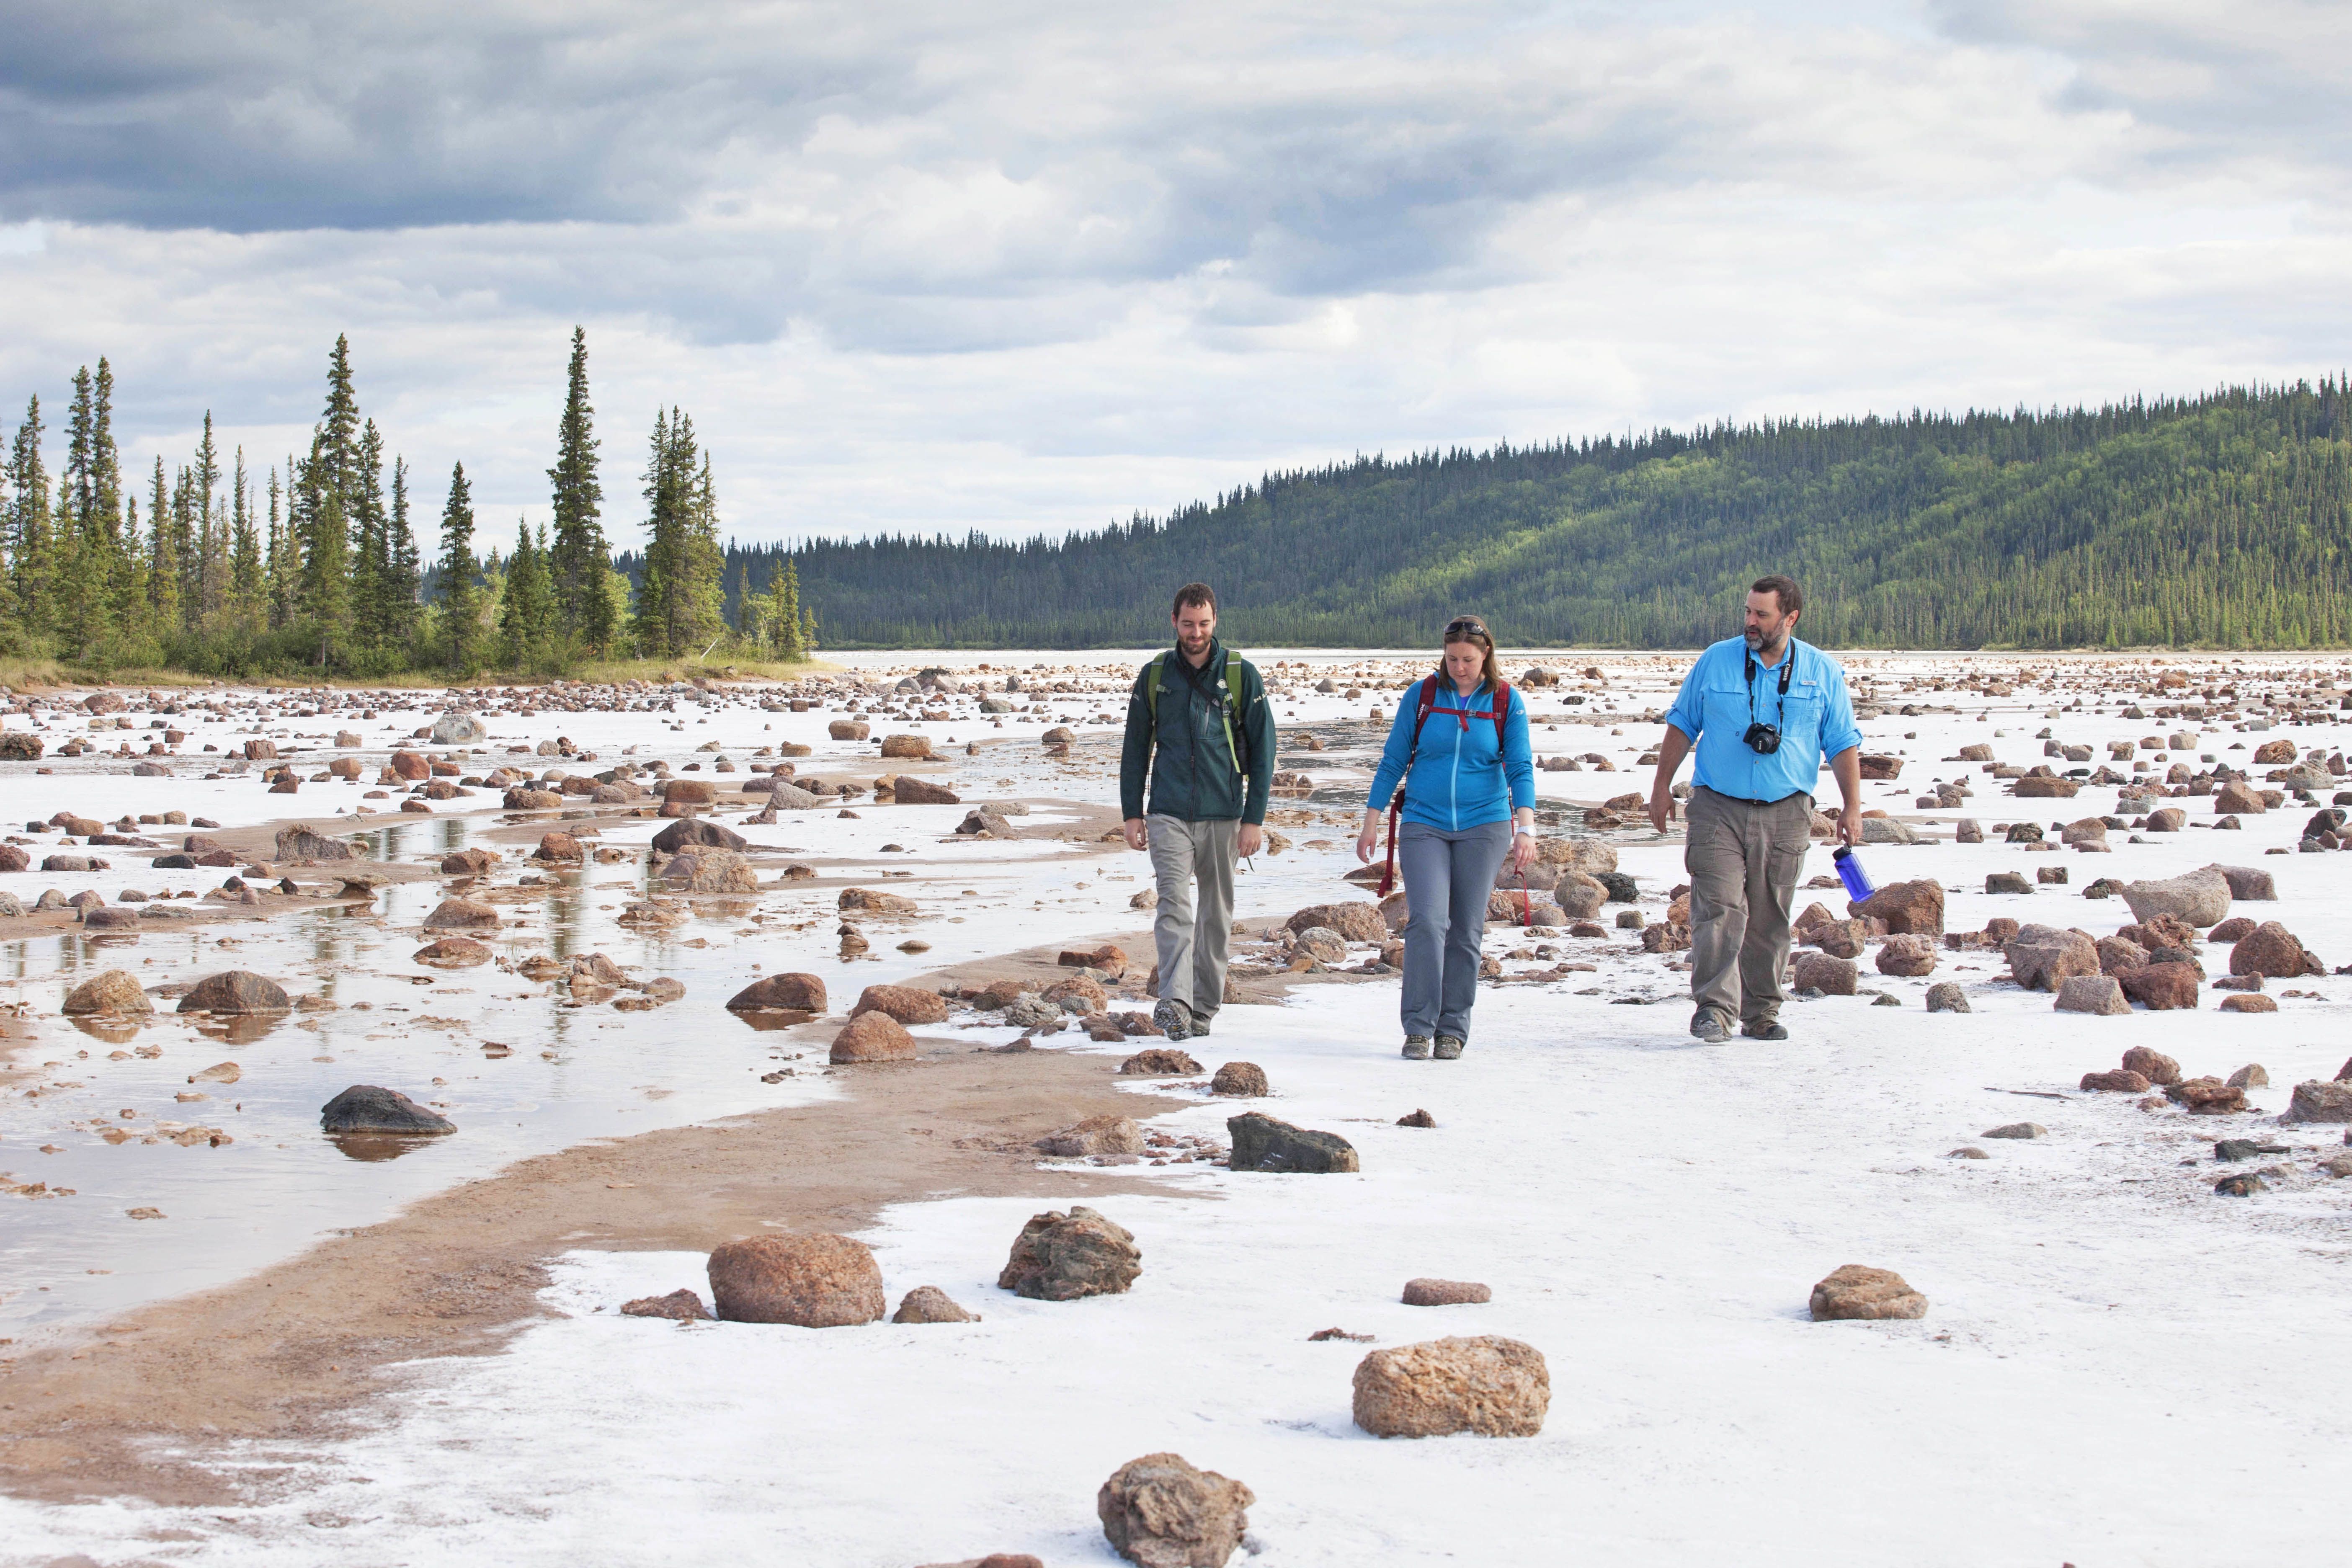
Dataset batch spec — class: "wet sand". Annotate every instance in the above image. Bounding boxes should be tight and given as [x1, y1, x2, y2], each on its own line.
[0, 1038, 1189, 1508]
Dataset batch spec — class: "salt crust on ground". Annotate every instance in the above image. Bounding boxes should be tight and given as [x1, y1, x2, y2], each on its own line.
[8, 650, 2352, 1562]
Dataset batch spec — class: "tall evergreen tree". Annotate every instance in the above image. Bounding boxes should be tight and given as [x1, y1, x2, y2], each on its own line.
[632, 410, 727, 659]
[52, 366, 112, 652]
[437, 462, 480, 670]
[763, 556, 809, 660]
[4, 398, 48, 637]
[229, 450, 263, 631]
[499, 520, 554, 669]
[351, 418, 389, 643]
[547, 326, 614, 650]
[147, 456, 180, 633]
[193, 411, 226, 627]
[385, 454, 421, 647]
[265, 462, 298, 629]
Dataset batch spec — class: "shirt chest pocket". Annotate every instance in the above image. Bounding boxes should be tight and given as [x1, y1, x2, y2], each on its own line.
[1700, 683, 1755, 739]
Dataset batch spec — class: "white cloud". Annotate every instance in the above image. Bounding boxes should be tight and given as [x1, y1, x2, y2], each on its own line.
[0, 0, 2347, 550]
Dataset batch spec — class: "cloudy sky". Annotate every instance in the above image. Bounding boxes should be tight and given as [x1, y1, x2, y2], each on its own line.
[2, 0, 2346, 549]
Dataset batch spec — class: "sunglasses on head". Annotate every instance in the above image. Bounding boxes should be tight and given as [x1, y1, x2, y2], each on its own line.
[1445, 617, 1488, 638]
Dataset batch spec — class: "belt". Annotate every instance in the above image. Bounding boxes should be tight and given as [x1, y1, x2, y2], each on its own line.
[1699, 785, 1808, 808]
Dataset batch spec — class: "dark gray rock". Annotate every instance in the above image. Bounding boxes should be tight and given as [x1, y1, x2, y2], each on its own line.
[320, 1084, 455, 1134]
[1228, 1112, 1360, 1173]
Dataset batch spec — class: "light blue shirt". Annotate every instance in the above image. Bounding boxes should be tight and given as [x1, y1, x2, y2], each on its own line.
[1662, 636, 1863, 803]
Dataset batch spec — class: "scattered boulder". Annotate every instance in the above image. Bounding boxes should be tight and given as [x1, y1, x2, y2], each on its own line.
[727, 972, 827, 1012]
[890, 775, 959, 805]
[1984, 871, 2033, 895]
[1790, 952, 1857, 995]
[828, 720, 870, 741]
[320, 1084, 455, 1134]
[1983, 1122, 2045, 1140]
[1097, 1452, 1254, 1568]
[273, 825, 356, 862]
[2208, 916, 2257, 944]
[177, 970, 291, 1013]
[1397, 1108, 1437, 1127]
[2117, 962, 2200, 1011]
[1351, 1336, 1550, 1438]
[534, 831, 584, 862]
[2080, 1069, 2152, 1093]
[2004, 924, 2099, 992]
[998, 1205, 1141, 1300]
[1119, 1048, 1203, 1075]
[1808, 1264, 1928, 1321]
[1060, 942, 1128, 970]
[2206, 863, 2278, 901]
[1209, 1061, 1269, 1097]
[851, 983, 950, 1025]
[2212, 780, 2267, 815]
[2119, 868, 2231, 928]
[621, 1289, 712, 1321]
[659, 849, 761, 894]
[1854, 879, 1944, 936]
[1286, 902, 1387, 943]
[504, 787, 564, 810]
[2229, 921, 2325, 978]
[1875, 934, 1937, 977]
[831, 1010, 918, 1063]
[839, 887, 918, 916]
[1037, 1115, 1145, 1158]
[2281, 1081, 2352, 1124]
[413, 937, 492, 967]
[892, 1286, 979, 1324]
[1924, 982, 1970, 1013]
[62, 969, 152, 1015]
[2227, 1064, 2269, 1088]
[2166, 1077, 2246, 1114]
[1226, 1112, 1358, 1173]
[430, 711, 487, 745]
[2219, 994, 2278, 1014]
[707, 1233, 886, 1327]
[879, 735, 932, 760]
[2120, 1046, 2182, 1085]
[651, 817, 747, 854]
[1402, 1278, 1491, 1306]
[2054, 975, 2130, 1015]
[439, 848, 498, 876]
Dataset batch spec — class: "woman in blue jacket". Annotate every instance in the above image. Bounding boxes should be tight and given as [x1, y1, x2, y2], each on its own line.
[1354, 615, 1537, 1060]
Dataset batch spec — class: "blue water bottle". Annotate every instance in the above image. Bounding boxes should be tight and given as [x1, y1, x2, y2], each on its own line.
[1833, 846, 1876, 903]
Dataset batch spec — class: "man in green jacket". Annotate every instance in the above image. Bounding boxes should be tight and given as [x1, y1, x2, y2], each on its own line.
[1120, 582, 1275, 1042]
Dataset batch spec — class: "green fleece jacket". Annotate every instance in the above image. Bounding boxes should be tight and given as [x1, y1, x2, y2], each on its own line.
[1118, 638, 1274, 824]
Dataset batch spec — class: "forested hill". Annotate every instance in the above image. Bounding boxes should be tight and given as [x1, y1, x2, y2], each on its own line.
[733, 379, 2352, 650]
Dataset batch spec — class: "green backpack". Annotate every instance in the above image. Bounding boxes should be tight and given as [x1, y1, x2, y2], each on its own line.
[1144, 650, 1247, 776]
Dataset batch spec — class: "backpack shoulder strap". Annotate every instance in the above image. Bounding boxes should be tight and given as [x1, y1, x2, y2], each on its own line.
[1407, 675, 1439, 754]
[1490, 680, 1511, 748]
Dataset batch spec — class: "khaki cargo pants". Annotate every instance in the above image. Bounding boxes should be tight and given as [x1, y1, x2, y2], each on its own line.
[1684, 785, 1813, 1029]
[1147, 815, 1237, 1022]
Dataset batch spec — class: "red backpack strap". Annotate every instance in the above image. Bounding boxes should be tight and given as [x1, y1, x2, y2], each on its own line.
[1490, 680, 1511, 749]
[1408, 674, 1439, 755]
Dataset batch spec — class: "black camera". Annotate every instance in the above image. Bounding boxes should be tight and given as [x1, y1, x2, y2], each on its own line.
[1743, 722, 1782, 755]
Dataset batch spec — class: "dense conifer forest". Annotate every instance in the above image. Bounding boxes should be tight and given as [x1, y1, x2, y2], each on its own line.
[6, 348, 2347, 677]
[758, 380, 2352, 650]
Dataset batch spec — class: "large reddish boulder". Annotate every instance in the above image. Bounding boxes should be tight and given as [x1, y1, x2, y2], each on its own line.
[831, 1009, 916, 1063]
[728, 972, 828, 1012]
[1852, 879, 1944, 938]
[849, 984, 949, 1025]
[2004, 925, 2099, 992]
[2229, 921, 2325, 978]
[2118, 962, 2200, 1011]
[706, 1234, 885, 1326]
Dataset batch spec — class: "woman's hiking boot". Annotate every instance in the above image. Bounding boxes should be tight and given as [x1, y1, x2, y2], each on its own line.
[1400, 1035, 1431, 1060]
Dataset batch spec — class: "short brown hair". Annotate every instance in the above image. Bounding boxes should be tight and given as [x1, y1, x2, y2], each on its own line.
[1751, 575, 1802, 617]
[1173, 582, 1217, 616]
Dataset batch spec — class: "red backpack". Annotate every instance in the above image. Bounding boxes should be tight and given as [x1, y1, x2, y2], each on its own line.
[1375, 675, 1516, 905]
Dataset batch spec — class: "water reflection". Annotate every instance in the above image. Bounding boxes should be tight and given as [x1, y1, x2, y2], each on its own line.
[191, 1013, 290, 1046]
[67, 1016, 144, 1045]
[328, 1132, 434, 1163]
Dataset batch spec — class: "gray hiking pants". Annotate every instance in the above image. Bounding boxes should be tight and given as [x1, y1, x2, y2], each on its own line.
[1148, 814, 1237, 1021]
[1398, 818, 1514, 1042]
[1684, 785, 1812, 1028]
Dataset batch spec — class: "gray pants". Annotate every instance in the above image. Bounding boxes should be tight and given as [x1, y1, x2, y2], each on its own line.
[1148, 815, 1238, 1021]
[1684, 785, 1812, 1028]
[1398, 819, 1514, 1042]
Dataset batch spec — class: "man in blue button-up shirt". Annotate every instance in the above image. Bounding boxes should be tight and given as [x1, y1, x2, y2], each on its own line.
[1647, 575, 1865, 1044]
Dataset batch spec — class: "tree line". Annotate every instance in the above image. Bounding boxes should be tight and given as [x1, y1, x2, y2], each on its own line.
[0, 330, 814, 678]
[775, 378, 2352, 650]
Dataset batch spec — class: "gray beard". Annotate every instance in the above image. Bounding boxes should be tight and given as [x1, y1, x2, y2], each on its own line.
[1745, 627, 1786, 658]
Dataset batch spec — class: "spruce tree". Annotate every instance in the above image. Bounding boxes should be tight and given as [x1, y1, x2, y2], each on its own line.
[295, 434, 351, 666]
[351, 419, 388, 644]
[5, 398, 48, 639]
[438, 462, 480, 670]
[193, 412, 225, 627]
[765, 556, 808, 660]
[147, 457, 180, 633]
[547, 326, 614, 650]
[385, 455, 421, 648]
[229, 450, 263, 632]
[499, 520, 554, 670]
[53, 367, 110, 653]
[265, 463, 298, 629]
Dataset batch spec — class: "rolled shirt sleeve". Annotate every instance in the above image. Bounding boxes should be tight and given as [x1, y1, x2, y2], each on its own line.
[1662, 659, 1707, 742]
[1819, 662, 1863, 759]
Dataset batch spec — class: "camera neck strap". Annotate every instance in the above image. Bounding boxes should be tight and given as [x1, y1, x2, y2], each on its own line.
[1745, 641, 1794, 727]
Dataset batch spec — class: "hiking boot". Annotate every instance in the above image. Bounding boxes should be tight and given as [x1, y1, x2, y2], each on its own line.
[1742, 1019, 1788, 1041]
[1188, 1008, 1213, 1038]
[1432, 1035, 1465, 1060]
[1401, 1035, 1432, 1060]
[1153, 999, 1192, 1042]
[1690, 1013, 1730, 1044]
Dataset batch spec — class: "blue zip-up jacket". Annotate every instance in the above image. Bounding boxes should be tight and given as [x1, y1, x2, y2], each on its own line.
[1364, 674, 1536, 830]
